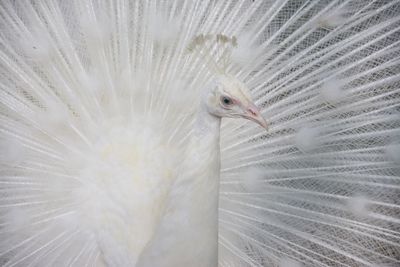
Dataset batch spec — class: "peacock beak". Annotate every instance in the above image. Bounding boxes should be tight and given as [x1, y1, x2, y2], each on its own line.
[244, 103, 268, 130]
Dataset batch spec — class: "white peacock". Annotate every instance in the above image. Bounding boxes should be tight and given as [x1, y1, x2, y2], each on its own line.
[0, 1, 399, 267]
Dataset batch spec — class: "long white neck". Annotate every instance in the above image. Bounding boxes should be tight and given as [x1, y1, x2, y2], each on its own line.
[137, 102, 221, 267]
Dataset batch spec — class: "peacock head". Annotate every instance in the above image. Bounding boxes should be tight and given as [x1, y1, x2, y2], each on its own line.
[206, 74, 268, 129]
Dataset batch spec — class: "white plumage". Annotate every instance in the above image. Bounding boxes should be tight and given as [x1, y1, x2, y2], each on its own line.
[1, 0, 400, 266]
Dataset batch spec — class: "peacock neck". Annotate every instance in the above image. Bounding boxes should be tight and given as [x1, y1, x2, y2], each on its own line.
[194, 101, 222, 139]
[136, 102, 222, 267]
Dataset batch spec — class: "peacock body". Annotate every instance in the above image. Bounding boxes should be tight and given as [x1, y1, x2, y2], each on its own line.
[0, 0, 399, 266]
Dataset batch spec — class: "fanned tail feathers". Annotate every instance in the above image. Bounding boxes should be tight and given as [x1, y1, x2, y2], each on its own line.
[0, 0, 399, 266]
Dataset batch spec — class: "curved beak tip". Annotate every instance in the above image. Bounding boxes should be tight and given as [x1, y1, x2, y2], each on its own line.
[253, 114, 268, 130]
[258, 117, 268, 130]
[246, 104, 268, 130]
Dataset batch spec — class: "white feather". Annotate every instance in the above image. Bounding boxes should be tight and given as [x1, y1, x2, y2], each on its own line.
[319, 77, 346, 104]
[0, 0, 399, 266]
[231, 33, 260, 67]
[346, 194, 370, 218]
[148, 12, 181, 45]
[279, 257, 303, 267]
[0, 137, 25, 165]
[386, 143, 400, 163]
[294, 127, 320, 152]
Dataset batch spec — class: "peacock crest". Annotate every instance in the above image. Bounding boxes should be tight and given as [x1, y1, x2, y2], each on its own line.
[187, 34, 238, 75]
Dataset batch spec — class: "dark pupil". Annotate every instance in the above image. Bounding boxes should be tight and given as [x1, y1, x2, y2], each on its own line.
[223, 97, 231, 105]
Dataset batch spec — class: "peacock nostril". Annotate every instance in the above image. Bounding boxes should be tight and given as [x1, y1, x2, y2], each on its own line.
[248, 107, 257, 116]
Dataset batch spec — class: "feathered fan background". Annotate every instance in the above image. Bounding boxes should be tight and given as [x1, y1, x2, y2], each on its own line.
[0, 0, 399, 266]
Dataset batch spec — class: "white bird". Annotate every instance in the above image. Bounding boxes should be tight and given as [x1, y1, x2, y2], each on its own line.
[0, 0, 399, 267]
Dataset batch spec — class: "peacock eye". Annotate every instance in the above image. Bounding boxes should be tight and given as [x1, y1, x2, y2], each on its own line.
[221, 96, 232, 106]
